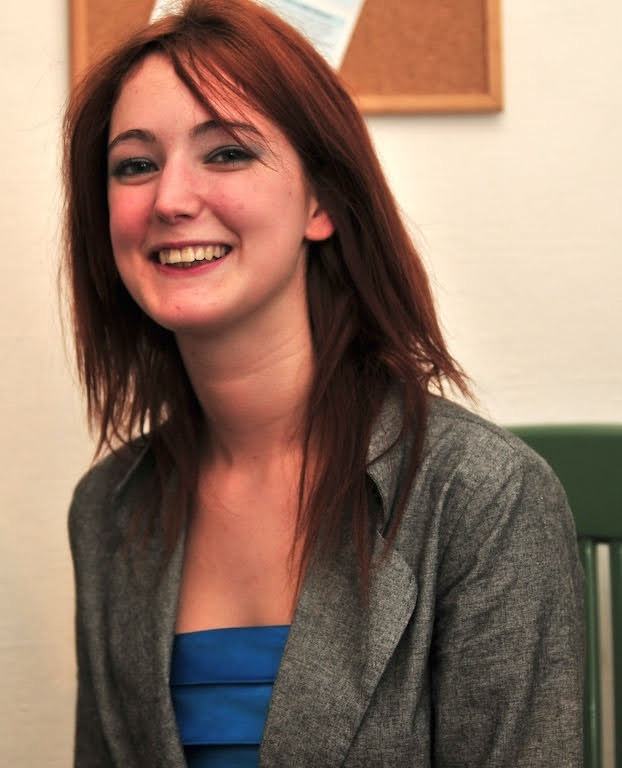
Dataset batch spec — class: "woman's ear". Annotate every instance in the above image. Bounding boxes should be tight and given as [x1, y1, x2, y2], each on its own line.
[305, 198, 335, 242]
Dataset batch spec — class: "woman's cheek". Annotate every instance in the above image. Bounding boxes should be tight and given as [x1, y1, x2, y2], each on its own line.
[108, 188, 153, 254]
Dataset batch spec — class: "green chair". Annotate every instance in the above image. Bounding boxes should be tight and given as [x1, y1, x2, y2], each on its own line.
[509, 425, 622, 768]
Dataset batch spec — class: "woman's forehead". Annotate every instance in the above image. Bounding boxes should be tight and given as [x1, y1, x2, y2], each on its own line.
[112, 53, 271, 136]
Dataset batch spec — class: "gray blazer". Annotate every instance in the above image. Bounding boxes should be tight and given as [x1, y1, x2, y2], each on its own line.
[69, 396, 584, 767]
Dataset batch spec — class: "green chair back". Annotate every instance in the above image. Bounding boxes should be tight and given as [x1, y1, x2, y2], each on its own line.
[509, 425, 622, 768]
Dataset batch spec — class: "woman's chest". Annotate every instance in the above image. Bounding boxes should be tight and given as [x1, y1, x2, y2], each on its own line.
[175, 489, 301, 632]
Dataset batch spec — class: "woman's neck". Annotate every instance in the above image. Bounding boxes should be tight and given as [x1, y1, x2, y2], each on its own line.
[176, 318, 314, 468]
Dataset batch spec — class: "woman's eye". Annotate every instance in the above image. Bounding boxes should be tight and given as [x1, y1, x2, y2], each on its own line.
[110, 158, 157, 178]
[206, 147, 253, 166]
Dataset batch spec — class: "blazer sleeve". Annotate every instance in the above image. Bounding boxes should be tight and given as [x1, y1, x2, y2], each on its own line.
[431, 451, 584, 767]
[69, 480, 115, 767]
[73, 607, 114, 766]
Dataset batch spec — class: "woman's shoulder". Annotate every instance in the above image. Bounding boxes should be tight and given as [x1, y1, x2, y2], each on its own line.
[71, 436, 152, 504]
[370, 394, 574, 555]
[68, 436, 153, 543]
[416, 397, 575, 556]
[368, 397, 581, 615]
[424, 396, 545, 476]
[372, 393, 559, 496]
[421, 396, 567, 511]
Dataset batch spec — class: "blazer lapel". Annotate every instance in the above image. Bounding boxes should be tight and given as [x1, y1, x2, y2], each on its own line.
[261, 393, 416, 767]
[260, 519, 417, 767]
[107, 465, 187, 767]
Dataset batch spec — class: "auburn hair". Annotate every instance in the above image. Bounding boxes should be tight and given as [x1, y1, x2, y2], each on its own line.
[63, 0, 467, 588]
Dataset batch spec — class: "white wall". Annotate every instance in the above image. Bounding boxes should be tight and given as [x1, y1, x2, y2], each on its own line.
[369, 2, 622, 424]
[1, 1, 620, 764]
[0, 2, 93, 765]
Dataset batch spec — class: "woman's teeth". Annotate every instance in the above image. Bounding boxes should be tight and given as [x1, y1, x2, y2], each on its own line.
[158, 245, 228, 265]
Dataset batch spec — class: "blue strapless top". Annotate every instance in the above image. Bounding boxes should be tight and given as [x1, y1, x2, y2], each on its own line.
[170, 625, 290, 768]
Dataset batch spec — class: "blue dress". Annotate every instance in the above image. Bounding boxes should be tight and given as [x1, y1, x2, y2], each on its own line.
[170, 625, 290, 768]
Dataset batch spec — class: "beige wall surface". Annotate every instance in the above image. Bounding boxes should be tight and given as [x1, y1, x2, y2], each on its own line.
[1, 1, 620, 765]
[0, 2, 93, 765]
[369, 3, 622, 424]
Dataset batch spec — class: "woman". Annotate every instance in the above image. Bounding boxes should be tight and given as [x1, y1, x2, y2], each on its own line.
[64, 0, 584, 765]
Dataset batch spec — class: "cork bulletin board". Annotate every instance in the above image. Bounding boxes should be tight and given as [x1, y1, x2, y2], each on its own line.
[70, 0, 503, 114]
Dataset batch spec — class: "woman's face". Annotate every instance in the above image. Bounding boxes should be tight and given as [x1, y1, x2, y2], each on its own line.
[107, 54, 333, 338]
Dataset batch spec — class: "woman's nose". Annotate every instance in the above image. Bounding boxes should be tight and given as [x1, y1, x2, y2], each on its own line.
[153, 161, 202, 223]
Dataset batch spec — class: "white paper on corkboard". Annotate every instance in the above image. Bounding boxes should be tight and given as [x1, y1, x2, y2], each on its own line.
[150, 0, 365, 69]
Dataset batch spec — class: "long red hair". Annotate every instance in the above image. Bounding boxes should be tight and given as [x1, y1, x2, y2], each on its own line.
[63, 0, 467, 588]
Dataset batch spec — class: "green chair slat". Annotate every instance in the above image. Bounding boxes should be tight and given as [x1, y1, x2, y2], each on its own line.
[610, 542, 622, 768]
[580, 539, 601, 768]
[508, 426, 622, 540]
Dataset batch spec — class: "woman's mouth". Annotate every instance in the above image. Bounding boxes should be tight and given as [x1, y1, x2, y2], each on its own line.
[156, 244, 231, 267]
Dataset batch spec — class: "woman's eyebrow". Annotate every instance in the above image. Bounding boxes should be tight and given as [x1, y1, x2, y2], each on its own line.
[191, 119, 263, 140]
[107, 121, 263, 154]
[107, 128, 155, 154]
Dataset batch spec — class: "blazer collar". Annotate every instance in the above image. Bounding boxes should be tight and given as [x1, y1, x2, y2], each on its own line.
[111, 438, 152, 501]
[365, 389, 409, 531]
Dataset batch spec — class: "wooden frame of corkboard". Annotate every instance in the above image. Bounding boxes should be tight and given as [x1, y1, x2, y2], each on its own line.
[69, 0, 503, 115]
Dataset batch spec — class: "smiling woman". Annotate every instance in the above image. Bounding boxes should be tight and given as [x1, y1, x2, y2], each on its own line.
[62, 1, 584, 766]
